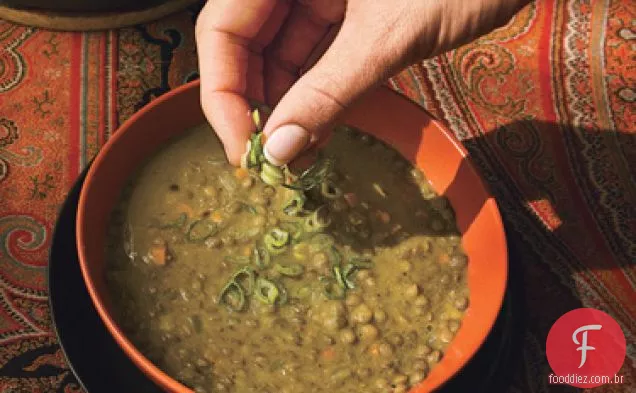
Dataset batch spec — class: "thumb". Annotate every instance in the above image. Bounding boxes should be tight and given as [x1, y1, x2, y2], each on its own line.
[262, 20, 405, 166]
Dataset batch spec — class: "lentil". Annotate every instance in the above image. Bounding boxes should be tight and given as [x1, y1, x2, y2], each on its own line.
[105, 123, 469, 393]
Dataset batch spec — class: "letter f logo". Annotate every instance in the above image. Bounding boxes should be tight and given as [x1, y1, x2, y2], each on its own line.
[572, 324, 602, 368]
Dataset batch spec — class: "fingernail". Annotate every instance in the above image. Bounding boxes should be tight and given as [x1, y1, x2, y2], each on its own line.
[263, 124, 311, 166]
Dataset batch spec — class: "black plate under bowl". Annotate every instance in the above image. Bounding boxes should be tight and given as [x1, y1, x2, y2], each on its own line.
[48, 165, 524, 393]
[48, 167, 163, 393]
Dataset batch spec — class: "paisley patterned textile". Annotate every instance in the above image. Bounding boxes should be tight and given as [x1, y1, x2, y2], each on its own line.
[0, 1, 634, 391]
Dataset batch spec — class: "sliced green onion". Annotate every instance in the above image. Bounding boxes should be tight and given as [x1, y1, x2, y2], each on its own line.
[260, 161, 285, 186]
[265, 243, 287, 255]
[319, 276, 345, 300]
[267, 228, 290, 246]
[372, 183, 387, 198]
[219, 281, 246, 311]
[252, 247, 271, 269]
[280, 221, 304, 243]
[283, 166, 299, 184]
[342, 264, 358, 289]
[248, 104, 272, 129]
[254, 277, 280, 305]
[333, 265, 346, 289]
[304, 206, 332, 232]
[283, 191, 307, 216]
[251, 109, 263, 132]
[247, 132, 264, 168]
[185, 219, 218, 242]
[320, 180, 342, 199]
[264, 228, 290, 255]
[283, 157, 334, 191]
[341, 259, 373, 289]
[274, 263, 305, 277]
[232, 266, 256, 293]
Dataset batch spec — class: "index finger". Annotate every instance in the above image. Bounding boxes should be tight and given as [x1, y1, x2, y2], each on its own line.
[195, 0, 289, 165]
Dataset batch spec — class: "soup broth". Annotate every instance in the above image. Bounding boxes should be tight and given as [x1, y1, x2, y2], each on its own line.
[105, 123, 469, 393]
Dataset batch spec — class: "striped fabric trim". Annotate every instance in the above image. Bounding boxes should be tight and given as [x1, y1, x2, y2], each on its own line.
[68, 31, 118, 180]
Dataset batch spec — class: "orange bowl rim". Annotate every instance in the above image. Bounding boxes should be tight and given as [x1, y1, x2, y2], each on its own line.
[76, 79, 508, 393]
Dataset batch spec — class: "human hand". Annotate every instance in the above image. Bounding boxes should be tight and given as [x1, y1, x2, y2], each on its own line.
[196, 0, 529, 166]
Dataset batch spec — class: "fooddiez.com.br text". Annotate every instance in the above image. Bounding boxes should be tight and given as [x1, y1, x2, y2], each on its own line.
[548, 374, 625, 385]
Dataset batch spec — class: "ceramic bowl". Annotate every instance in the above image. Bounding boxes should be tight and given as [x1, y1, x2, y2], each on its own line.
[77, 80, 508, 392]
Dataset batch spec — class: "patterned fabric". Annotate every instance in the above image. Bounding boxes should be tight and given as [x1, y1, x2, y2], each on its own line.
[0, 0, 634, 392]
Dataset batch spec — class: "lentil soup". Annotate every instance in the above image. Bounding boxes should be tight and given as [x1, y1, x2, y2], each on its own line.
[105, 121, 469, 393]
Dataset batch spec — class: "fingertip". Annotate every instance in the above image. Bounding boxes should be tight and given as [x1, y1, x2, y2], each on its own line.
[200, 91, 254, 166]
[224, 145, 244, 166]
[263, 124, 311, 166]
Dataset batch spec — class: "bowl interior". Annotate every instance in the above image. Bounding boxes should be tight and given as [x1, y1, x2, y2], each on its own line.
[77, 80, 507, 392]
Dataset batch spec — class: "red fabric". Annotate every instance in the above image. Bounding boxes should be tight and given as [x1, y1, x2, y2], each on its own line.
[0, 1, 634, 391]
